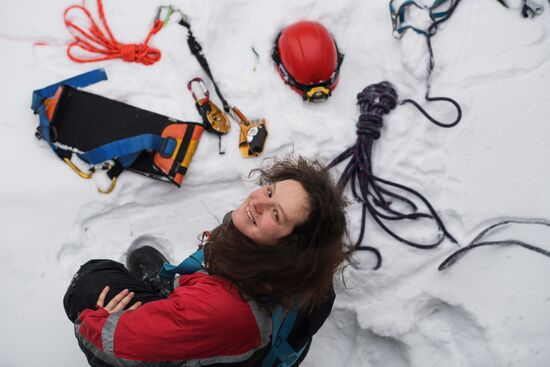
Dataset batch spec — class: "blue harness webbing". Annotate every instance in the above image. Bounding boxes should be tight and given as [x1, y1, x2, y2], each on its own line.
[31, 69, 179, 170]
[159, 248, 306, 367]
[80, 134, 177, 166]
[32, 69, 108, 146]
[31, 69, 108, 112]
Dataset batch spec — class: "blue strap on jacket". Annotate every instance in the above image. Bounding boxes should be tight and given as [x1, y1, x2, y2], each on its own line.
[159, 248, 306, 367]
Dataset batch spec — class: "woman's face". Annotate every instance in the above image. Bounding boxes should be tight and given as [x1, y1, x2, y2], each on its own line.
[232, 179, 310, 245]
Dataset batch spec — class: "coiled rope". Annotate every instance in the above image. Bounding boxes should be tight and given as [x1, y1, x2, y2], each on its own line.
[64, 0, 162, 65]
[328, 81, 457, 269]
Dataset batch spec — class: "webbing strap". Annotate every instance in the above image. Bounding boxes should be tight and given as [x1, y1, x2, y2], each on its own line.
[159, 248, 204, 280]
[262, 303, 306, 367]
[178, 19, 231, 112]
[79, 134, 177, 166]
[31, 69, 107, 112]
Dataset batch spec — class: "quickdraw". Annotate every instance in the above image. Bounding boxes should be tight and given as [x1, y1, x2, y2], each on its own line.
[522, 0, 544, 18]
[32, 69, 203, 193]
[157, 5, 268, 157]
[389, 0, 462, 128]
[188, 77, 230, 154]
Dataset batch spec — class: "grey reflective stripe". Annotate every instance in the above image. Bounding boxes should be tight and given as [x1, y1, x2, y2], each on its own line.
[248, 300, 272, 347]
[102, 311, 123, 352]
[183, 300, 272, 366]
[192, 348, 259, 366]
[73, 300, 272, 366]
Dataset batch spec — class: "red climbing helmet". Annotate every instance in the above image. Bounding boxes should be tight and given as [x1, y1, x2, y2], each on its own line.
[272, 21, 344, 102]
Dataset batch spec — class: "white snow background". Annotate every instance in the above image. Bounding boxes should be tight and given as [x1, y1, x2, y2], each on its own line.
[1, 0, 550, 366]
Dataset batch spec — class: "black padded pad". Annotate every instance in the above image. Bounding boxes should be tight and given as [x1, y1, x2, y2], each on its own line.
[50, 85, 199, 150]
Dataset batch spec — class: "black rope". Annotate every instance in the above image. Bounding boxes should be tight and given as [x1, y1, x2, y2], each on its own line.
[438, 219, 550, 270]
[396, 0, 463, 128]
[328, 81, 457, 269]
[178, 18, 231, 112]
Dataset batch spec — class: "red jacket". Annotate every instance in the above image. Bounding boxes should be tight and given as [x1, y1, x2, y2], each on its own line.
[75, 272, 272, 366]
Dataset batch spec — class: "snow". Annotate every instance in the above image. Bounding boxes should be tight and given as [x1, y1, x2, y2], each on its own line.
[1, 0, 550, 366]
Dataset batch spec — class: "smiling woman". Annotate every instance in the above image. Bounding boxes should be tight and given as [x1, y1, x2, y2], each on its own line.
[63, 156, 350, 367]
[207, 157, 349, 309]
[232, 179, 310, 245]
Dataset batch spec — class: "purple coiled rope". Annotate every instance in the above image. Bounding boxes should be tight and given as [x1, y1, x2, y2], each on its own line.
[328, 81, 457, 269]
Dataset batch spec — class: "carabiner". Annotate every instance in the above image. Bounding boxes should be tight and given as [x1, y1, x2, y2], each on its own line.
[522, 0, 544, 17]
[97, 176, 117, 194]
[63, 158, 94, 179]
[155, 6, 173, 26]
[155, 5, 189, 27]
[188, 77, 209, 104]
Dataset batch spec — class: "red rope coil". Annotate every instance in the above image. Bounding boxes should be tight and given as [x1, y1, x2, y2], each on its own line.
[64, 0, 162, 65]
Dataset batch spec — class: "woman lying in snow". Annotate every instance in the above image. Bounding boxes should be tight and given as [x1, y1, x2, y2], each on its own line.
[63, 156, 349, 367]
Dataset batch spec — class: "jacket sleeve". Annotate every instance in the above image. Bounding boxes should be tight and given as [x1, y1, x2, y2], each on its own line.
[75, 274, 262, 365]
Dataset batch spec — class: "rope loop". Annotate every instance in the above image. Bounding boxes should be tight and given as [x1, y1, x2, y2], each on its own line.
[64, 0, 162, 65]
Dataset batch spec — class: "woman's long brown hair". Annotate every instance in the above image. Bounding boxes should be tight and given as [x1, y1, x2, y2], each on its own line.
[204, 156, 348, 310]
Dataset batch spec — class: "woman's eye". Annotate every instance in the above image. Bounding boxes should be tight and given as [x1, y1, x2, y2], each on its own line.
[266, 187, 273, 198]
[273, 209, 280, 222]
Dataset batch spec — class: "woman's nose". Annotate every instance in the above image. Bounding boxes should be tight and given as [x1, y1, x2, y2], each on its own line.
[254, 197, 272, 214]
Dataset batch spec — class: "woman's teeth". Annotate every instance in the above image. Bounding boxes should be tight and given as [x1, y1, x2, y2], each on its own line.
[246, 204, 256, 224]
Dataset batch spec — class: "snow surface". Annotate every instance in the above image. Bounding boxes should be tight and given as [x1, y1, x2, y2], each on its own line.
[1, 0, 550, 366]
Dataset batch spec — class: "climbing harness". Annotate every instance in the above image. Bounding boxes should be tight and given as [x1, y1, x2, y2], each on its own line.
[64, 0, 162, 65]
[160, 247, 307, 367]
[188, 77, 230, 154]
[157, 5, 268, 157]
[327, 81, 457, 269]
[272, 21, 344, 102]
[230, 107, 268, 158]
[389, 0, 462, 128]
[31, 69, 204, 193]
[438, 219, 550, 270]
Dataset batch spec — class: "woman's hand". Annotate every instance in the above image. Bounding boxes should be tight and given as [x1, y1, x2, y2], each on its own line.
[97, 286, 142, 314]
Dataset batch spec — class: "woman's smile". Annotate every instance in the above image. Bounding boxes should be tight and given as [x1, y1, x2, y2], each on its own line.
[232, 179, 310, 245]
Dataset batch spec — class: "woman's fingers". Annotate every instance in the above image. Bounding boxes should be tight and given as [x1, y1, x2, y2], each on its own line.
[104, 289, 133, 313]
[128, 301, 142, 311]
[97, 287, 140, 314]
[96, 286, 110, 308]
